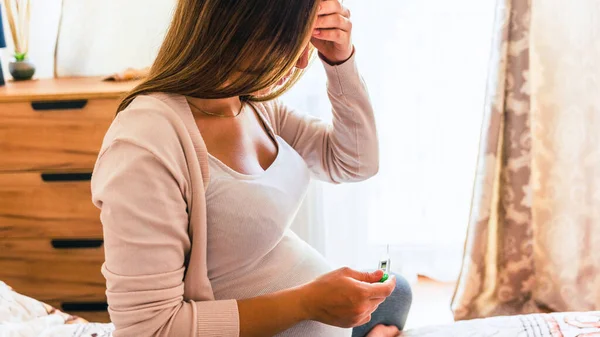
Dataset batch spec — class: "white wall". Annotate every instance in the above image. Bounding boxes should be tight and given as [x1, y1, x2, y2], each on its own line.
[1, 0, 175, 79]
[1, 0, 59, 79]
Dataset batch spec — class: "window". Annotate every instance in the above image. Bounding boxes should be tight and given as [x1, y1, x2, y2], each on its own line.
[284, 0, 497, 282]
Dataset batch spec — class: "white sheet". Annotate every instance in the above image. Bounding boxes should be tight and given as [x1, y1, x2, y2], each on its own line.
[402, 311, 600, 336]
[0, 281, 113, 337]
[2, 280, 600, 337]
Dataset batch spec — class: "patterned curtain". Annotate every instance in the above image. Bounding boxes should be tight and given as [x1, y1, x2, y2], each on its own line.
[452, 0, 600, 320]
[529, 0, 600, 313]
[451, 0, 536, 320]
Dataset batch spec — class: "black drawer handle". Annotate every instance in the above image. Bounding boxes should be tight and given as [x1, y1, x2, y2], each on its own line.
[41, 172, 92, 182]
[51, 239, 103, 249]
[61, 302, 108, 312]
[31, 100, 88, 111]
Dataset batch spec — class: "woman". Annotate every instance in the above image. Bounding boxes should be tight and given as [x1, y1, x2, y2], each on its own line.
[91, 0, 411, 336]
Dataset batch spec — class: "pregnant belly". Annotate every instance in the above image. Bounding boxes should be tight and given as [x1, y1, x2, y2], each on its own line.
[211, 231, 350, 337]
[211, 230, 332, 299]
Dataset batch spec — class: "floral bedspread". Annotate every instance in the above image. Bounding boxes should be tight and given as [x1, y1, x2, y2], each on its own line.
[2, 279, 600, 337]
[0, 281, 113, 337]
[402, 311, 600, 336]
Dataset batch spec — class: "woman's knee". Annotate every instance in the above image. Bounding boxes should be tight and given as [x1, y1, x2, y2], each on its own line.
[380, 273, 412, 329]
[390, 273, 412, 307]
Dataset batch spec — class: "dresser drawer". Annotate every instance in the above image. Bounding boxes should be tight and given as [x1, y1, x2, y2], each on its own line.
[0, 172, 102, 238]
[45, 304, 111, 323]
[0, 238, 106, 306]
[0, 98, 116, 172]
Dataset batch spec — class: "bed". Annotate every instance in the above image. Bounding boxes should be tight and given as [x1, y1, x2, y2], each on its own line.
[402, 312, 600, 336]
[2, 281, 599, 337]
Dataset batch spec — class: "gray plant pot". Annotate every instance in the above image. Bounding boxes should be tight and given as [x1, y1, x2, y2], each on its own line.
[9, 59, 36, 81]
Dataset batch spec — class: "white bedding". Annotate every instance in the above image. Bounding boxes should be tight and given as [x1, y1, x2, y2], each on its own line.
[402, 311, 600, 336]
[2, 280, 600, 337]
[0, 281, 113, 337]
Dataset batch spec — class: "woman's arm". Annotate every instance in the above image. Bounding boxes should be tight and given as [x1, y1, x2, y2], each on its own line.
[239, 268, 396, 337]
[272, 52, 379, 183]
[270, 1, 378, 183]
[93, 139, 236, 337]
[238, 286, 308, 337]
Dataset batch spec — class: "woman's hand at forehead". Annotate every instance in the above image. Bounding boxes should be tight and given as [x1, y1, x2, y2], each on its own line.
[311, 0, 354, 65]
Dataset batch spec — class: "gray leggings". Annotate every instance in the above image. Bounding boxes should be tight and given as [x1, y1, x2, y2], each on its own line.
[351, 273, 413, 337]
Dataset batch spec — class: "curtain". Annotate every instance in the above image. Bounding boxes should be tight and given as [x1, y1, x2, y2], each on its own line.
[529, 0, 600, 313]
[453, 0, 600, 320]
[451, 0, 535, 320]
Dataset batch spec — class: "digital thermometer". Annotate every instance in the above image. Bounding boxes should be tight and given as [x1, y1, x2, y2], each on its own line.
[378, 244, 390, 282]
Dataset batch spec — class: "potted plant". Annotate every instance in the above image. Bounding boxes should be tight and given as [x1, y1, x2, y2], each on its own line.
[4, 0, 34, 80]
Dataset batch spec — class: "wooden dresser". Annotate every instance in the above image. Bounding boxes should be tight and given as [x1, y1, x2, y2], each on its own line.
[0, 77, 137, 322]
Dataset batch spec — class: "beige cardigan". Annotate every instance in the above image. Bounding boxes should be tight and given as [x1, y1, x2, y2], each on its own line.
[91, 53, 378, 337]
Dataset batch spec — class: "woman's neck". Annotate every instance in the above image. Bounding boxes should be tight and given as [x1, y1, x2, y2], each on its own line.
[186, 96, 242, 117]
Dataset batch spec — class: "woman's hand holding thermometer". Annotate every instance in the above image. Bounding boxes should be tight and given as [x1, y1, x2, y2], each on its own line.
[298, 267, 396, 328]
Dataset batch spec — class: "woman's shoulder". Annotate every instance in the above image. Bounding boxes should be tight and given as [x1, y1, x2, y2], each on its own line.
[99, 92, 193, 163]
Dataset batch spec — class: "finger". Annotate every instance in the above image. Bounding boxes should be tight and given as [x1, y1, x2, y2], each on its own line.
[342, 268, 384, 283]
[312, 28, 351, 44]
[315, 14, 352, 32]
[319, 2, 351, 19]
[364, 275, 396, 299]
[318, 0, 343, 15]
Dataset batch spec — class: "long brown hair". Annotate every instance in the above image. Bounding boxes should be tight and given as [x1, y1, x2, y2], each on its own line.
[118, 0, 319, 112]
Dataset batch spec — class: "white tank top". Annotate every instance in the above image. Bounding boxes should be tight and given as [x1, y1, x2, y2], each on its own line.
[205, 116, 350, 337]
